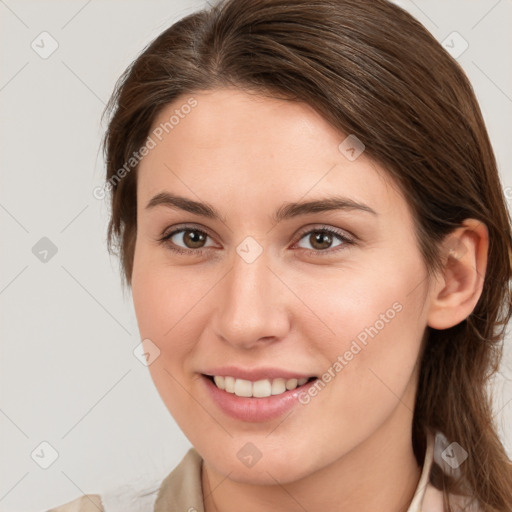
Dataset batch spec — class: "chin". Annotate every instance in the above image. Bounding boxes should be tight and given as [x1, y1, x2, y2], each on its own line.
[213, 458, 308, 485]
[200, 440, 318, 485]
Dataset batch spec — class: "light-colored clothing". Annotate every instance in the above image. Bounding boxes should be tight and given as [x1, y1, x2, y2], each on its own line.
[45, 431, 479, 512]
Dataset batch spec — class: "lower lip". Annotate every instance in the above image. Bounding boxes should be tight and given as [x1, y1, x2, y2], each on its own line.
[201, 375, 318, 422]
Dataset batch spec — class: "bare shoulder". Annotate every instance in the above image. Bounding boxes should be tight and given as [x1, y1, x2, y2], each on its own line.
[45, 494, 104, 512]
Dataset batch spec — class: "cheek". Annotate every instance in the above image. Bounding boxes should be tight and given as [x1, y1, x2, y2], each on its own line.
[299, 252, 425, 379]
[132, 244, 206, 342]
[300, 259, 425, 426]
[297, 258, 416, 344]
[131, 254, 207, 431]
[131, 249, 218, 409]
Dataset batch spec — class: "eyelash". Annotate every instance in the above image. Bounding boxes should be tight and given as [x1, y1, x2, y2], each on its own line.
[157, 224, 355, 258]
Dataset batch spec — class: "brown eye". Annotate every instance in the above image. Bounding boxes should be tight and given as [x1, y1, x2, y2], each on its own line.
[179, 229, 207, 249]
[296, 227, 352, 253]
[308, 231, 335, 250]
[159, 227, 215, 254]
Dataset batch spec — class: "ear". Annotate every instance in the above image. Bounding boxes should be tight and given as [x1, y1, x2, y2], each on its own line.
[427, 219, 489, 330]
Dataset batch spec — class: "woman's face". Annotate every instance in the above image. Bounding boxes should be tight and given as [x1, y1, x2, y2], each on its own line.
[132, 87, 434, 484]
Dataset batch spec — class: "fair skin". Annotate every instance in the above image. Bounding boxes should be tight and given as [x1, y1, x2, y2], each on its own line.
[131, 87, 488, 512]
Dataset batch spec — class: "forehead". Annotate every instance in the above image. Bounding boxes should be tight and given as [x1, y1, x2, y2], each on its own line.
[137, 88, 405, 221]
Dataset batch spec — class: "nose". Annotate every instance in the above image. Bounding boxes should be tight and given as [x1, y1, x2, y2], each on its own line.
[213, 247, 291, 350]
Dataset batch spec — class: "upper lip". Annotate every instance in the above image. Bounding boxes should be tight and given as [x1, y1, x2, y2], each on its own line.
[202, 366, 316, 381]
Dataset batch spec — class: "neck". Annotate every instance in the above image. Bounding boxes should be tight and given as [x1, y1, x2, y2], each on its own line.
[202, 384, 423, 512]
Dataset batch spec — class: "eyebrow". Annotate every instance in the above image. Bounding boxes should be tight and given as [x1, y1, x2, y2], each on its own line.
[145, 192, 377, 223]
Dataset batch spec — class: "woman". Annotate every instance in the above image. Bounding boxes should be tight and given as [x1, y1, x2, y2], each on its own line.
[47, 0, 512, 510]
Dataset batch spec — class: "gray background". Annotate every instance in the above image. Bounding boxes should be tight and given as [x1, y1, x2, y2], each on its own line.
[1, 1, 511, 510]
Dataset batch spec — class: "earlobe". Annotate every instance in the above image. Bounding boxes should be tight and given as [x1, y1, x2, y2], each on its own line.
[427, 219, 489, 330]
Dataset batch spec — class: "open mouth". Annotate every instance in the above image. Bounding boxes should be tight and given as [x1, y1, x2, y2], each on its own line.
[203, 374, 318, 398]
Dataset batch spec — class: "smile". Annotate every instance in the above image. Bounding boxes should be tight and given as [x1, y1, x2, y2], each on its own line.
[210, 375, 315, 398]
[202, 373, 319, 422]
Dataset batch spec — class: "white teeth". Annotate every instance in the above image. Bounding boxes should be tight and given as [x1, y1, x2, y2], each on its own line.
[234, 379, 252, 397]
[211, 375, 312, 397]
[271, 378, 286, 395]
[286, 378, 298, 390]
[224, 376, 235, 393]
[253, 379, 272, 398]
[213, 376, 225, 390]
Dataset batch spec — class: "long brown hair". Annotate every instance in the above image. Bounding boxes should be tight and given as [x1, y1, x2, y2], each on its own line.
[102, 0, 512, 509]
